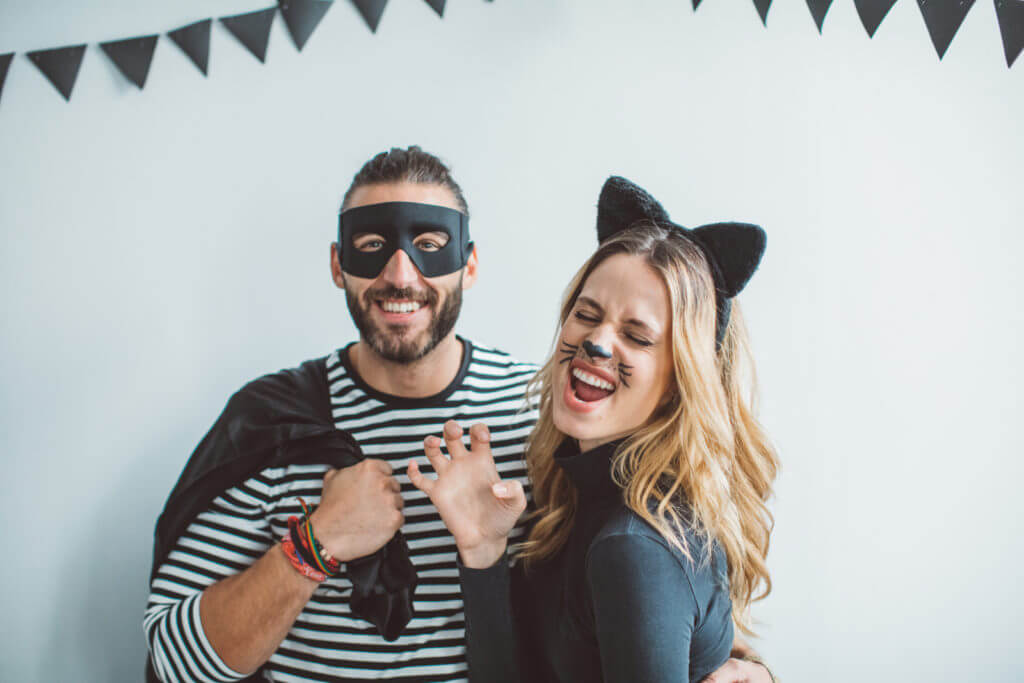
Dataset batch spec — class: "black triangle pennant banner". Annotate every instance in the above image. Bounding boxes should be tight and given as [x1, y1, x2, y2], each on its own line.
[995, 0, 1024, 67]
[854, 0, 899, 36]
[353, 0, 389, 33]
[423, 0, 446, 17]
[168, 19, 211, 76]
[100, 35, 159, 89]
[917, 0, 977, 59]
[221, 7, 277, 63]
[806, 0, 834, 31]
[279, 0, 334, 51]
[27, 44, 87, 101]
[753, 0, 773, 25]
[0, 53, 12, 104]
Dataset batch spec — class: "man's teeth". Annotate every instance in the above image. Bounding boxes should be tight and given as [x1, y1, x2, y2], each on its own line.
[572, 368, 615, 391]
[381, 301, 423, 313]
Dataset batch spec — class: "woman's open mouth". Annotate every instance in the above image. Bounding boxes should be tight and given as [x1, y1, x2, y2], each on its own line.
[563, 358, 617, 412]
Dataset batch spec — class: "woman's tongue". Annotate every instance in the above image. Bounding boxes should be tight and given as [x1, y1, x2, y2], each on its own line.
[573, 377, 613, 402]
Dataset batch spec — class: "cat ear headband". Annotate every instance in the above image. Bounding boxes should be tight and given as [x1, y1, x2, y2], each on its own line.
[596, 176, 766, 350]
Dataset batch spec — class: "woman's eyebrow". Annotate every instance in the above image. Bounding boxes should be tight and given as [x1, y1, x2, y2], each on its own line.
[577, 296, 603, 312]
[578, 296, 658, 335]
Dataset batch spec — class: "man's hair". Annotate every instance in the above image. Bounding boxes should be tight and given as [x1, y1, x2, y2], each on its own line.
[341, 145, 469, 215]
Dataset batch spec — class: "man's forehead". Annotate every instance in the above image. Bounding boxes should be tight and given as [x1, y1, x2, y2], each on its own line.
[346, 182, 462, 213]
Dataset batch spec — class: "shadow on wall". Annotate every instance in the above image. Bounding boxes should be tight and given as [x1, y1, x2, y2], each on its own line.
[43, 431, 191, 682]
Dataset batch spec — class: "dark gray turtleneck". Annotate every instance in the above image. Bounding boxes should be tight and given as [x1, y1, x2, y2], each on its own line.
[458, 438, 735, 682]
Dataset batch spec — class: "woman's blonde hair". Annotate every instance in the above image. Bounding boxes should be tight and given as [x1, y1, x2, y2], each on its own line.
[519, 222, 778, 634]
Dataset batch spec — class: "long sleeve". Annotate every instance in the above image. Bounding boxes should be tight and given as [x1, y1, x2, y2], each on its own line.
[457, 553, 522, 683]
[586, 533, 701, 683]
[143, 476, 275, 682]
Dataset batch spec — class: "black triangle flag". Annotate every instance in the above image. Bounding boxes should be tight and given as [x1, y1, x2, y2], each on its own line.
[353, 0, 389, 32]
[27, 44, 87, 101]
[854, 0, 899, 36]
[168, 19, 211, 76]
[221, 7, 277, 63]
[0, 53, 12, 104]
[806, 0, 834, 31]
[423, 0, 446, 17]
[279, 0, 333, 51]
[995, 0, 1024, 67]
[100, 35, 159, 89]
[916, 0, 977, 59]
[753, 0, 773, 25]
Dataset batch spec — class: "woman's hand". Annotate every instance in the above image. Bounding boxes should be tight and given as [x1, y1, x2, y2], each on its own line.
[408, 420, 527, 568]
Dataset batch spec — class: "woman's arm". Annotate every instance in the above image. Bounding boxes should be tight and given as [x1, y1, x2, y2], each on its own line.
[407, 420, 529, 682]
[586, 533, 701, 683]
[457, 554, 522, 683]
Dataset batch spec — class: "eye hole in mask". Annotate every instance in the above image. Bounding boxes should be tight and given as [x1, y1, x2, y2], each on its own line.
[338, 202, 472, 279]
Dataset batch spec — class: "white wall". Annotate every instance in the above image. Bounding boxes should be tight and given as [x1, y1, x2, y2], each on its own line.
[1, 0, 1021, 680]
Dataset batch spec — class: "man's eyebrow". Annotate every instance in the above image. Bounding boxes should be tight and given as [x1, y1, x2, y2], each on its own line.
[577, 296, 657, 334]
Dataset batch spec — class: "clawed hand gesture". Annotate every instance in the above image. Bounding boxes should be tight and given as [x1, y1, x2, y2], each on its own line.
[408, 420, 527, 568]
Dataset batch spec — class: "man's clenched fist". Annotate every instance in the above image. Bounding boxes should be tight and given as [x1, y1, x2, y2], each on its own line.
[307, 459, 404, 562]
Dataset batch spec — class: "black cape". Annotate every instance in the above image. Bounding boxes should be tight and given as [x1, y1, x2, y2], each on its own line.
[146, 357, 417, 682]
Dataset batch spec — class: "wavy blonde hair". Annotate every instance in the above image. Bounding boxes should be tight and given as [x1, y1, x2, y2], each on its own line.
[518, 222, 778, 634]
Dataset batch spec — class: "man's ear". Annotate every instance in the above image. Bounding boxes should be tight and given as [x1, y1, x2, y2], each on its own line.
[461, 245, 479, 290]
[330, 242, 346, 290]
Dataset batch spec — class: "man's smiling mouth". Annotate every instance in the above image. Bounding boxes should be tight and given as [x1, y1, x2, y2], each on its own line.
[377, 299, 424, 314]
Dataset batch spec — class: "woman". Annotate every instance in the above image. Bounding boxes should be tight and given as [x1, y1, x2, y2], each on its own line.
[407, 176, 779, 682]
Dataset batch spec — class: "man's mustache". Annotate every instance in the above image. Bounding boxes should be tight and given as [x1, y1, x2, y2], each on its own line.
[364, 286, 437, 306]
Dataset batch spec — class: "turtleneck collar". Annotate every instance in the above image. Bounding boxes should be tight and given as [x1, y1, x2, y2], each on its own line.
[553, 438, 626, 502]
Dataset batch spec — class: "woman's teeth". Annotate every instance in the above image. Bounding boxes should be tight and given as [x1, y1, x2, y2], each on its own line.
[380, 300, 423, 313]
[571, 367, 615, 391]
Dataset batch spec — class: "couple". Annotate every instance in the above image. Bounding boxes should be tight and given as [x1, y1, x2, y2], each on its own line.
[145, 146, 777, 683]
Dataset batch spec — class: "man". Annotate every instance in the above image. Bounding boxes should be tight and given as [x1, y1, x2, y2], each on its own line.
[144, 146, 774, 682]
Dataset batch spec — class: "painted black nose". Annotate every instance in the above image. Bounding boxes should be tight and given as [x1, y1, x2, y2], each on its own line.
[582, 340, 612, 359]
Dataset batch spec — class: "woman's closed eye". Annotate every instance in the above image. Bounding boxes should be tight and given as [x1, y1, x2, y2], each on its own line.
[574, 311, 599, 324]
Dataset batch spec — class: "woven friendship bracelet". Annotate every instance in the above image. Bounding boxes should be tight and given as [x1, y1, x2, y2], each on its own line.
[280, 535, 328, 582]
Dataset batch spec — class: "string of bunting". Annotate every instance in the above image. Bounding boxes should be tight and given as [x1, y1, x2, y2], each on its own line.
[0, 0, 1020, 106]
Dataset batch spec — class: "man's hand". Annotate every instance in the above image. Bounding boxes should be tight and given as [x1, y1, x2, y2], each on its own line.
[700, 657, 774, 683]
[408, 420, 526, 568]
[308, 459, 404, 562]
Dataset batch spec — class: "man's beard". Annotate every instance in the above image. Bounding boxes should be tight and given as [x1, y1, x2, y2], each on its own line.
[345, 275, 463, 364]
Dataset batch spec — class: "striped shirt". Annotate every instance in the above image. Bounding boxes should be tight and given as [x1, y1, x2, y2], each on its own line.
[145, 339, 538, 682]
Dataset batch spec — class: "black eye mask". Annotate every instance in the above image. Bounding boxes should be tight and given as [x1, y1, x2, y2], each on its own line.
[338, 201, 472, 279]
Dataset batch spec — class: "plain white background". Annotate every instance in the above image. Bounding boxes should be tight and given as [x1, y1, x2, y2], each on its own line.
[1, 0, 1021, 680]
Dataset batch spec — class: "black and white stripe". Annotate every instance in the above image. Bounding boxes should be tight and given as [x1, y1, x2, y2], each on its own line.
[145, 340, 538, 682]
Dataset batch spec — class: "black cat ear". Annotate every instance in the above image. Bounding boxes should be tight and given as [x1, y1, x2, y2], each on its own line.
[690, 222, 767, 298]
[596, 176, 672, 243]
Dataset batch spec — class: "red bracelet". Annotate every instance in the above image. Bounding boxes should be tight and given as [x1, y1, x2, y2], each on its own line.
[280, 537, 327, 582]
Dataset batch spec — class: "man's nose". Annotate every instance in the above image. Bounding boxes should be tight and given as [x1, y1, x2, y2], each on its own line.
[379, 248, 422, 289]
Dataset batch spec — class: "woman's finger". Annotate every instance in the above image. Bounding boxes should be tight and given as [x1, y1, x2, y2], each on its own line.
[407, 459, 435, 495]
[443, 420, 469, 459]
[423, 435, 449, 474]
[492, 479, 526, 512]
[468, 423, 493, 461]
